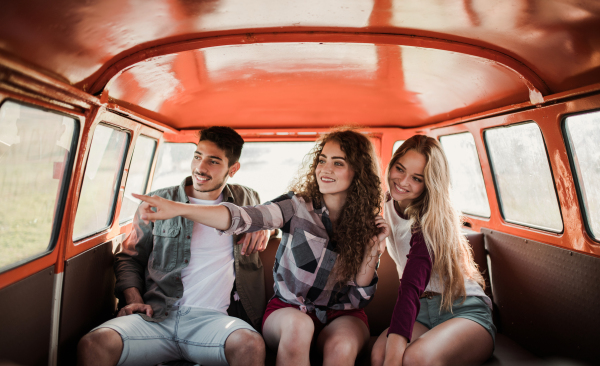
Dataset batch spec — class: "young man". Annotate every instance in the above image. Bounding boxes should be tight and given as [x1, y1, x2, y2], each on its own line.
[78, 127, 268, 366]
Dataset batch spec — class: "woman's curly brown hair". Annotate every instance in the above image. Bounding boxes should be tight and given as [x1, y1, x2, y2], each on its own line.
[289, 128, 383, 284]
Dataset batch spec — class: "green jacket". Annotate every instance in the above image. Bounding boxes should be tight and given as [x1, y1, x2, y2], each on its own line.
[114, 177, 266, 329]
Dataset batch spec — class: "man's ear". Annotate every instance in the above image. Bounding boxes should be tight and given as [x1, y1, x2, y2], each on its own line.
[228, 161, 241, 177]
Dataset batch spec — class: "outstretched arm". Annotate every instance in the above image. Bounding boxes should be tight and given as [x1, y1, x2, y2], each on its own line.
[132, 193, 232, 230]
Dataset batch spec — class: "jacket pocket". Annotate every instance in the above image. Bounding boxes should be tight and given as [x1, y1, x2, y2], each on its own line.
[150, 222, 181, 271]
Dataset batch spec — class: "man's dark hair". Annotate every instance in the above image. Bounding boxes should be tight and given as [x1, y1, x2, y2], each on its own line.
[199, 126, 244, 166]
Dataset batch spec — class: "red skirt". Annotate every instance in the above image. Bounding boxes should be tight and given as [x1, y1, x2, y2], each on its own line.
[262, 297, 369, 334]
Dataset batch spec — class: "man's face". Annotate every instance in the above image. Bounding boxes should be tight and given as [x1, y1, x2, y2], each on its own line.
[189, 140, 240, 200]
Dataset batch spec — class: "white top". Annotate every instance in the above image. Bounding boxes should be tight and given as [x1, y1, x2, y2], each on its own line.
[176, 194, 235, 313]
[384, 198, 492, 308]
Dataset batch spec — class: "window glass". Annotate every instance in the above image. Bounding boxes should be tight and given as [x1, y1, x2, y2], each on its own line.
[150, 143, 196, 191]
[485, 122, 563, 232]
[229, 142, 316, 203]
[392, 140, 405, 155]
[119, 136, 157, 223]
[73, 125, 129, 241]
[564, 111, 600, 239]
[0, 100, 77, 270]
[440, 133, 490, 217]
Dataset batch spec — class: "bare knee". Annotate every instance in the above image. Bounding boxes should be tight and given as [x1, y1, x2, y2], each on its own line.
[279, 314, 314, 353]
[77, 328, 122, 366]
[323, 335, 359, 362]
[225, 329, 265, 366]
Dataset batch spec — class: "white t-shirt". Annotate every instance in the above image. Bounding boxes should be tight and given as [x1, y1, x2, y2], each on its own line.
[384, 197, 492, 308]
[176, 194, 235, 313]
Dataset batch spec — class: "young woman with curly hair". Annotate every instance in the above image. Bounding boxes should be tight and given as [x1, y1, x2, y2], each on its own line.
[134, 129, 389, 366]
[371, 135, 495, 366]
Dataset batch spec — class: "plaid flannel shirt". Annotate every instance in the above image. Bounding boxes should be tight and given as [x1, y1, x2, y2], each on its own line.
[219, 192, 378, 323]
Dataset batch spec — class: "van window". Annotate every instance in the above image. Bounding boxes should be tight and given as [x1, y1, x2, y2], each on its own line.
[150, 142, 196, 191]
[229, 142, 316, 203]
[119, 136, 157, 223]
[72, 124, 129, 241]
[440, 132, 490, 217]
[564, 111, 600, 240]
[392, 140, 405, 155]
[0, 100, 78, 270]
[484, 122, 563, 232]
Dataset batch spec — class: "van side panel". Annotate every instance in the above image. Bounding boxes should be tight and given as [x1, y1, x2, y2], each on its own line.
[483, 228, 600, 364]
[0, 267, 54, 366]
[58, 241, 117, 365]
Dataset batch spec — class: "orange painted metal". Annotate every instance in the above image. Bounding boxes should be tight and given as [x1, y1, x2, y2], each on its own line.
[64, 111, 163, 260]
[1, 0, 598, 96]
[105, 41, 531, 130]
[0, 91, 88, 290]
[1, 0, 600, 291]
[94, 32, 550, 96]
[425, 92, 600, 257]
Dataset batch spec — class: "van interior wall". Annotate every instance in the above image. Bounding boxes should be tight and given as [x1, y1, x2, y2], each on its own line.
[1, 59, 600, 366]
[57, 240, 117, 365]
[483, 228, 600, 364]
[0, 267, 54, 366]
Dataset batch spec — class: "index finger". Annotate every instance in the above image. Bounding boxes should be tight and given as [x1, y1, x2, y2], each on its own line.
[132, 193, 155, 203]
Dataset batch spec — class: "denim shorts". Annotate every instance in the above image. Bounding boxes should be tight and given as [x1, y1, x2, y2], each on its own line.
[92, 306, 256, 366]
[416, 295, 496, 347]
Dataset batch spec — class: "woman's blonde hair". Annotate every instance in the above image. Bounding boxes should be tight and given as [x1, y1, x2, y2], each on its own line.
[387, 135, 485, 311]
[290, 128, 382, 284]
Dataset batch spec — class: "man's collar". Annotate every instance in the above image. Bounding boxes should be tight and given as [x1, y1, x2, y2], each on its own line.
[221, 184, 235, 203]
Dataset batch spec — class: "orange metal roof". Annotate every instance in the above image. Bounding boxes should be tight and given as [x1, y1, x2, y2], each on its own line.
[1, 0, 599, 129]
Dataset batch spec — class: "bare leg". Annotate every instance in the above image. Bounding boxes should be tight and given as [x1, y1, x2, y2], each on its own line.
[224, 328, 265, 366]
[316, 316, 370, 366]
[77, 328, 123, 366]
[371, 322, 429, 366]
[403, 318, 493, 366]
[262, 308, 314, 366]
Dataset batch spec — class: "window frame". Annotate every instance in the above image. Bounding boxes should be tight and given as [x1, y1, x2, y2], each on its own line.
[439, 131, 491, 218]
[561, 109, 600, 242]
[72, 122, 131, 242]
[0, 99, 81, 273]
[483, 121, 564, 233]
[119, 134, 157, 224]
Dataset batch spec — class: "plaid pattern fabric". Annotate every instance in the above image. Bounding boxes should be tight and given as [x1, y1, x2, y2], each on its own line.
[220, 192, 377, 323]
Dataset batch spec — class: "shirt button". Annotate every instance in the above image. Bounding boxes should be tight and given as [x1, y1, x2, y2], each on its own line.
[186, 235, 190, 239]
[165, 312, 169, 316]
[184, 259, 188, 263]
[163, 229, 165, 233]
[176, 276, 180, 280]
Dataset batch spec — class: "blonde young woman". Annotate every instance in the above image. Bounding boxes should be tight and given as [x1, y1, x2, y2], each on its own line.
[134, 129, 389, 366]
[371, 135, 495, 366]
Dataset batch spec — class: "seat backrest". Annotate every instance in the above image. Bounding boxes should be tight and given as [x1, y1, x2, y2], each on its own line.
[463, 230, 493, 299]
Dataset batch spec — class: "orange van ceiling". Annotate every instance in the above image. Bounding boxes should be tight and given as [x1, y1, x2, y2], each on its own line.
[1, 0, 599, 129]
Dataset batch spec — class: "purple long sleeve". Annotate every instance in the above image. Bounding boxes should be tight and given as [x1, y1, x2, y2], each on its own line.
[387, 231, 432, 341]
